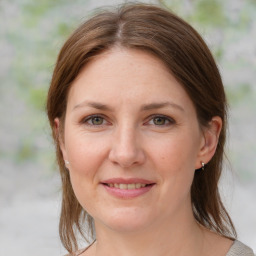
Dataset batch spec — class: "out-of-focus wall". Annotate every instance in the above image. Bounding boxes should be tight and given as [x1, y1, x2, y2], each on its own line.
[0, 0, 255, 255]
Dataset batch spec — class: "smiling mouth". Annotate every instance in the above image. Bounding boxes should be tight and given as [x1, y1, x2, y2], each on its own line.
[103, 183, 154, 190]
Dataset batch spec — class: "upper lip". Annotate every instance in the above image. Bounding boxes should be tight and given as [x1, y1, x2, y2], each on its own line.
[101, 178, 155, 184]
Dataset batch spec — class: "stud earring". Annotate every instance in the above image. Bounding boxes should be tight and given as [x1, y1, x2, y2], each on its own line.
[201, 162, 205, 171]
[65, 160, 70, 165]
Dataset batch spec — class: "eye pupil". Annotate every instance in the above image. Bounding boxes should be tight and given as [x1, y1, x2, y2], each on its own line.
[153, 117, 165, 125]
[92, 116, 103, 125]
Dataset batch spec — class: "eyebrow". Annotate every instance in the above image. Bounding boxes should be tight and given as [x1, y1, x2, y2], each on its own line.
[140, 102, 184, 112]
[73, 101, 113, 111]
[73, 100, 184, 112]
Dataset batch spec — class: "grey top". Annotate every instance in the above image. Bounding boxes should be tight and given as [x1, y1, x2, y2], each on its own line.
[227, 240, 254, 256]
[70, 240, 254, 256]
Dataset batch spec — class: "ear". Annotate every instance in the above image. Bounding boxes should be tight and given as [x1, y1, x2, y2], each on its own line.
[54, 118, 68, 161]
[195, 116, 222, 169]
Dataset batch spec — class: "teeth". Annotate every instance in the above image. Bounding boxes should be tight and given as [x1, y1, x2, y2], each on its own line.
[120, 184, 127, 189]
[127, 184, 135, 189]
[136, 183, 145, 189]
[108, 183, 147, 189]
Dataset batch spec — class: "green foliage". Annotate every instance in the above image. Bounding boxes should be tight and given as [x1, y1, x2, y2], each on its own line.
[58, 22, 71, 37]
[17, 139, 36, 162]
[159, 0, 226, 26]
[191, 0, 226, 26]
[29, 88, 47, 110]
[23, 0, 66, 24]
[7, 0, 79, 113]
[0, 0, 87, 166]
[226, 83, 252, 105]
[213, 47, 224, 61]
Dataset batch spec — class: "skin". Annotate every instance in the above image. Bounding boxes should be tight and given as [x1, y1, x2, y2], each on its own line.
[56, 48, 233, 256]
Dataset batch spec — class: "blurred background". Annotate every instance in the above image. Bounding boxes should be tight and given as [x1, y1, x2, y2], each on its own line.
[0, 0, 255, 255]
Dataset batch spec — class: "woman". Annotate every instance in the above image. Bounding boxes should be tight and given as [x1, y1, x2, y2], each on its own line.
[47, 3, 254, 256]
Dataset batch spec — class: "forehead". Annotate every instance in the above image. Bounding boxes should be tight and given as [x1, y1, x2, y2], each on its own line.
[67, 48, 195, 113]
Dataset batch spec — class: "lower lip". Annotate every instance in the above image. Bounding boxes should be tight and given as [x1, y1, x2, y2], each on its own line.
[102, 184, 154, 199]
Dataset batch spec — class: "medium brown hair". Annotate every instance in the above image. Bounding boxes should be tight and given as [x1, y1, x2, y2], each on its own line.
[47, 3, 236, 254]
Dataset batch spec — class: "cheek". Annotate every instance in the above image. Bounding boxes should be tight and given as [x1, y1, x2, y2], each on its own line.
[148, 135, 198, 194]
[150, 134, 198, 168]
[65, 135, 107, 211]
[65, 132, 109, 175]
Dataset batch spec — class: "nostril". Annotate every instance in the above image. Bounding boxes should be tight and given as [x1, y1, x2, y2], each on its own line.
[109, 150, 139, 167]
[108, 136, 146, 167]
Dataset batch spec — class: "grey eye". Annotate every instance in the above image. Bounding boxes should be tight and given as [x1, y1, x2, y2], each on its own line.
[91, 116, 104, 125]
[153, 117, 168, 125]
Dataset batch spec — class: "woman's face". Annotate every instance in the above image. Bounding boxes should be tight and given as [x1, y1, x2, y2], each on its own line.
[58, 48, 214, 233]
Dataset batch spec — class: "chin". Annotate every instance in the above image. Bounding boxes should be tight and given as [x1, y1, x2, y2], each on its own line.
[96, 207, 154, 233]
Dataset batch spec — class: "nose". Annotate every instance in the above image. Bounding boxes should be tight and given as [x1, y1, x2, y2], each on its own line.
[108, 125, 146, 168]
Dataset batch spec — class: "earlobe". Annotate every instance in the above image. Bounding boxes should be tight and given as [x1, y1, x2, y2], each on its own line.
[196, 116, 222, 169]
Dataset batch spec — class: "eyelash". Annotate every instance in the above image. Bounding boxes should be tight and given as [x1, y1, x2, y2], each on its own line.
[81, 114, 175, 127]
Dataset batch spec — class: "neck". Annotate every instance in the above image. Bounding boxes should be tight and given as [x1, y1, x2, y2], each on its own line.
[93, 207, 204, 256]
